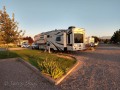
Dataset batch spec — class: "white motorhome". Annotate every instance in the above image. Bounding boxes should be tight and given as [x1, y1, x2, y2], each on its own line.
[85, 36, 95, 47]
[38, 26, 86, 51]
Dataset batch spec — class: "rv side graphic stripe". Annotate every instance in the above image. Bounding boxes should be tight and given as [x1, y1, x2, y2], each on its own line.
[55, 32, 61, 35]
[50, 42, 63, 51]
[56, 42, 64, 45]
[67, 32, 72, 34]
[67, 30, 72, 34]
[50, 41, 60, 51]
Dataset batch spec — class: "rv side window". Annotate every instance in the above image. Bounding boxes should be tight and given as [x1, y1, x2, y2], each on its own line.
[47, 35, 50, 38]
[56, 37, 61, 41]
[74, 34, 83, 43]
[68, 34, 70, 44]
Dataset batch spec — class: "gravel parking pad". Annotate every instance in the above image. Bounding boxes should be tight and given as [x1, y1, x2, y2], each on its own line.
[59, 44, 120, 90]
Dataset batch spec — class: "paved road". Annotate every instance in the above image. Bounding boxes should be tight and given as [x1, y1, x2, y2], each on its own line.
[0, 44, 120, 90]
[59, 44, 120, 90]
[0, 59, 61, 90]
[0, 48, 26, 51]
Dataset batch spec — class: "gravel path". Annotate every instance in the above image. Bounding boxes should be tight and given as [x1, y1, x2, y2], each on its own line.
[59, 44, 120, 90]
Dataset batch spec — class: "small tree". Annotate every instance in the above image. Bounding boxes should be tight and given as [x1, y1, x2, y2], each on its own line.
[0, 6, 24, 51]
[111, 29, 120, 44]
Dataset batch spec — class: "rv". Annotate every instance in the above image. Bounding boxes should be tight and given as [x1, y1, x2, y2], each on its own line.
[38, 26, 86, 51]
[85, 36, 95, 47]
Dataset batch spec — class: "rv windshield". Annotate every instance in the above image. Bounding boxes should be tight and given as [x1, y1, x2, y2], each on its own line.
[74, 34, 83, 43]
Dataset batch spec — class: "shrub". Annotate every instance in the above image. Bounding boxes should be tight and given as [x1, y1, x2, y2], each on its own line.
[37, 58, 64, 79]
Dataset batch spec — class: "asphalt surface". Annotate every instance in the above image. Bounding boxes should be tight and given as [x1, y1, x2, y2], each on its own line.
[0, 59, 61, 90]
[0, 44, 120, 90]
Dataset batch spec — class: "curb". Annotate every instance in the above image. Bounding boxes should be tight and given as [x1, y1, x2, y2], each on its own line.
[0, 57, 80, 85]
[8, 48, 27, 50]
[55, 60, 80, 85]
[18, 57, 80, 85]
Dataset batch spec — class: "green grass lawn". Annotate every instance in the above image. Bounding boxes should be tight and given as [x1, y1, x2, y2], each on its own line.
[0, 49, 76, 79]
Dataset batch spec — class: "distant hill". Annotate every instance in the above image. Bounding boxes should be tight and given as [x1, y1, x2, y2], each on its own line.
[99, 36, 111, 39]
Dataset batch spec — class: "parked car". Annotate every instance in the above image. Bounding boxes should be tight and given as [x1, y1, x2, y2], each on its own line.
[94, 42, 99, 46]
[31, 43, 39, 49]
[21, 43, 30, 48]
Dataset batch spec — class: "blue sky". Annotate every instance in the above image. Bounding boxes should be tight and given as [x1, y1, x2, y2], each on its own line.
[0, 0, 120, 38]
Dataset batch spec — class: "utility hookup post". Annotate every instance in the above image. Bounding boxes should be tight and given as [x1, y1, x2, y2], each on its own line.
[47, 42, 51, 53]
[48, 46, 51, 53]
[44, 45, 47, 52]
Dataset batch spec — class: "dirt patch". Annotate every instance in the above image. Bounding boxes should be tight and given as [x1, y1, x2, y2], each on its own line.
[56, 54, 73, 60]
